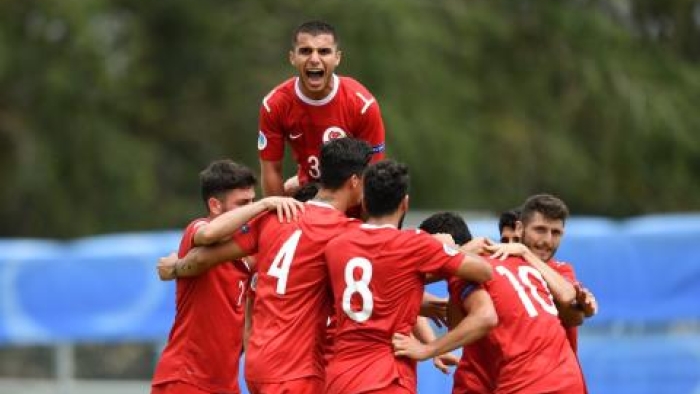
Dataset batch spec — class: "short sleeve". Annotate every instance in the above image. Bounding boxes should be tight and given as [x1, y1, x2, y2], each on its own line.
[552, 261, 577, 283]
[412, 232, 465, 277]
[258, 93, 285, 161]
[448, 277, 482, 302]
[232, 215, 266, 256]
[352, 90, 386, 161]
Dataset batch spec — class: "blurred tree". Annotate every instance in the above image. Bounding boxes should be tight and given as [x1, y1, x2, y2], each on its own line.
[0, 0, 698, 237]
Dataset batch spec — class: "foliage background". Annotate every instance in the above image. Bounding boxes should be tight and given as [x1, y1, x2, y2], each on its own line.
[1, 0, 699, 237]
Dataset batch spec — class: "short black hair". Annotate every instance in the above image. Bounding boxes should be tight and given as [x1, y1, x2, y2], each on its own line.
[498, 209, 520, 234]
[292, 20, 338, 47]
[199, 160, 256, 206]
[319, 138, 372, 190]
[292, 182, 319, 202]
[419, 212, 472, 246]
[520, 194, 569, 225]
[363, 160, 409, 217]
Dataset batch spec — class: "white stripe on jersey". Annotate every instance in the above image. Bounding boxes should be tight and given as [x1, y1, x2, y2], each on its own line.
[356, 92, 375, 115]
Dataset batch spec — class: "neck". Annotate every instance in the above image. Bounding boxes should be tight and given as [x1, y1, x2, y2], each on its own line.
[313, 189, 350, 213]
[365, 211, 402, 228]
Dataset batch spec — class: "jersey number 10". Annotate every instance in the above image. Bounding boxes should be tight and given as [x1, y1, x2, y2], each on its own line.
[496, 265, 558, 318]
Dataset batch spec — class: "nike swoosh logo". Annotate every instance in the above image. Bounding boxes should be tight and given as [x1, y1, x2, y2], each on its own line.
[290, 133, 303, 140]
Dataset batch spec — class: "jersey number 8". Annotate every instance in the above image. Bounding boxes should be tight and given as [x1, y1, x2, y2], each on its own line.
[342, 257, 374, 322]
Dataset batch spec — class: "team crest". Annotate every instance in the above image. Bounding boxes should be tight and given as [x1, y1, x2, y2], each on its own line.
[258, 131, 268, 150]
[322, 127, 347, 143]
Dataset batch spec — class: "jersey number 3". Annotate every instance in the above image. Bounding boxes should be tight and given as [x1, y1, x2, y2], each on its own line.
[342, 257, 374, 322]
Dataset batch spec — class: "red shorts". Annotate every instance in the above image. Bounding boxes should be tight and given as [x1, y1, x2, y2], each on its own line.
[363, 383, 414, 394]
[151, 381, 211, 394]
[247, 376, 324, 394]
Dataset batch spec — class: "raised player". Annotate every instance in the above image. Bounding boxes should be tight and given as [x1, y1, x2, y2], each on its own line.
[404, 211, 587, 393]
[324, 160, 493, 394]
[150, 160, 259, 394]
[257, 20, 386, 196]
[158, 138, 373, 394]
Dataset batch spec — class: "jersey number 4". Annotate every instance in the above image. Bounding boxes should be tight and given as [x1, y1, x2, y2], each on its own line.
[267, 230, 302, 295]
[496, 265, 558, 318]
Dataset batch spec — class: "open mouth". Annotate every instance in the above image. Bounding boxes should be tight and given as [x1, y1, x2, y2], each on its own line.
[305, 69, 325, 86]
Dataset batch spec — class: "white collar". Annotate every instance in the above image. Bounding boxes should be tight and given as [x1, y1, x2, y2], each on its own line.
[360, 223, 397, 230]
[294, 74, 340, 106]
[306, 200, 336, 210]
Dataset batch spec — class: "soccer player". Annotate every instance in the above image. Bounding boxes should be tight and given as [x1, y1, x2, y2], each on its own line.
[405, 211, 587, 393]
[492, 195, 597, 350]
[151, 160, 263, 394]
[497, 209, 520, 243]
[158, 138, 373, 394]
[257, 20, 386, 197]
[324, 161, 493, 394]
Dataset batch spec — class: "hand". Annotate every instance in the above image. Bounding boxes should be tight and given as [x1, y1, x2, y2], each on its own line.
[460, 237, 494, 255]
[157, 252, 179, 281]
[420, 296, 448, 328]
[485, 242, 529, 260]
[433, 352, 459, 374]
[283, 175, 301, 196]
[431, 233, 457, 247]
[259, 196, 305, 223]
[392, 333, 433, 361]
[575, 283, 598, 317]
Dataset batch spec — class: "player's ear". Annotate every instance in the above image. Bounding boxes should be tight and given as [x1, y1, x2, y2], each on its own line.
[289, 49, 295, 66]
[515, 220, 524, 238]
[335, 49, 342, 67]
[208, 197, 222, 216]
[401, 195, 410, 212]
[349, 174, 360, 189]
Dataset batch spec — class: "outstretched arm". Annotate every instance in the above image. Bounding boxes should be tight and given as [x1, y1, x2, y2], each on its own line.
[194, 196, 303, 246]
[454, 252, 492, 284]
[487, 243, 577, 306]
[158, 240, 249, 280]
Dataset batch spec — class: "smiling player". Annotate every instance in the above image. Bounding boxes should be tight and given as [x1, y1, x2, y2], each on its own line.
[257, 20, 386, 197]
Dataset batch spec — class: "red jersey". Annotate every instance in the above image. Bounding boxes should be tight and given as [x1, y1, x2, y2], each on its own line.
[152, 219, 250, 394]
[232, 201, 360, 384]
[449, 256, 585, 394]
[549, 259, 579, 352]
[324, 225, 465, 394]
[257, 75, 386, 185]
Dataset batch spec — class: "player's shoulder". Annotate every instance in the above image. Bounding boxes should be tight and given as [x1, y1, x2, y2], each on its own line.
[549, 259, 574, 270]
[338, 76, 375, 97]
[183, 217, 209, 233]
[261, 77, 296, 110]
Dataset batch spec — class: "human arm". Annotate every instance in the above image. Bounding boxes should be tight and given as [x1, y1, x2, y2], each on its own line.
[459, 237, 494, 255]
[453, 252, 492, 284]
[394, 289, 497, 361]
[193, 196, 303, 246]
[487, 243, 577, 306]
[412, 316, 460, 374]
[577, 284, 598, 317]
[157, 240, 249, 280]
[260, 159, 285, 197]
[419, 292, 448, 327]
[423, 233, 491, 284]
